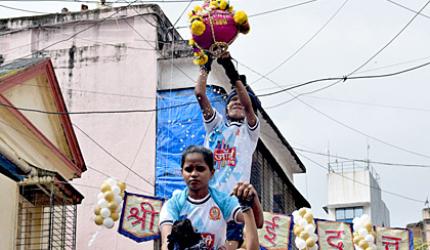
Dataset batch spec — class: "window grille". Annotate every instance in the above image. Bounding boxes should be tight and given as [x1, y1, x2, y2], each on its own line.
[16, 181, 78, 250]
[251, 141, 305, 214]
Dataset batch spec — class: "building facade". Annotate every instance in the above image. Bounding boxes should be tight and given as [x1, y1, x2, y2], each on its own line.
[407, 208, 430, 250]
[324, 162, 390, 226]
[0, 58, 86, 249]
[1, 4, 309, 249]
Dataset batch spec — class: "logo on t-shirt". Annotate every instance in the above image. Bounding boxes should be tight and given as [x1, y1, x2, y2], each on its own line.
[213, 139, 237, 169]
[209, 206, 221, 221]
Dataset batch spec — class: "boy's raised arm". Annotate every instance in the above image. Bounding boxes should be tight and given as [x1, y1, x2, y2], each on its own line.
[194, 59, 215, 121]
[217, 53, 257, 127]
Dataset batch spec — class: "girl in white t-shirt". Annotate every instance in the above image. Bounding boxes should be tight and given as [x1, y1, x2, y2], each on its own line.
[159, 145, 262, 250]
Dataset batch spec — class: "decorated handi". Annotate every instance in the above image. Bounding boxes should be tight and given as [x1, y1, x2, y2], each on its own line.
[292, 207, 319, 250]
[188, 0, 250, 65]
[352, 214, 377, 250]
[93, 178, 126, 229]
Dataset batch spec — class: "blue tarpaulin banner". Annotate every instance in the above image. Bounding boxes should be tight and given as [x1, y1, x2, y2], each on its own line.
[155, 87, 226, 199]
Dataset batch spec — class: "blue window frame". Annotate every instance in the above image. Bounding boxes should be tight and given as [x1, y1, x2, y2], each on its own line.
[335, 206, 364, 223]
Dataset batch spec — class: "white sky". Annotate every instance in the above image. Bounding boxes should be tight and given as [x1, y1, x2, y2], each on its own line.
[1, 0, 429, 227]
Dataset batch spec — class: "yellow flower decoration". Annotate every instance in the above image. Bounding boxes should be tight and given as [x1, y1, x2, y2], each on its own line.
[219, 0, 228, 10]
[234, 10, 248, 25]
[191, 20, 206, 36]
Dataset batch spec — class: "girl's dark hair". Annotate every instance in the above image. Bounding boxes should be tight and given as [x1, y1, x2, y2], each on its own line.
[167, 219, 204, 250]
[181, 145, 214, 171]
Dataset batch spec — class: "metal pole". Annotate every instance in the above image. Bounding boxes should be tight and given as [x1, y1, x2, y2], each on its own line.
[48, 183, 54, 250]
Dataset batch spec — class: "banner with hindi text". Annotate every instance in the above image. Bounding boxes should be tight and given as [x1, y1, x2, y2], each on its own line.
[118, 192, 164, 242]
[258, 212, 292, 250]
[316, 220, 354, 250]
[376, 226, 413, 250]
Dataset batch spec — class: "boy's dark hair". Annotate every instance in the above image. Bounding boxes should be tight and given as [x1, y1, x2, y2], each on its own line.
[225, 75, 260, 114]
[181, 145, 214, 171]
[167, 219, 207, 250]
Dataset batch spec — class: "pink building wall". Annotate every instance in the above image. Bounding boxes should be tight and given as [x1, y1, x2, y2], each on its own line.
[1, 5, 165, 249]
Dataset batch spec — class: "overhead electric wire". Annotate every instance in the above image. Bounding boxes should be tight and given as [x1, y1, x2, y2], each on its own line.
[1, 59, 429, 114]
[238, 59, 430, 161]
[295, 147, 430, 168]
[296, 95, 430, 113]
[285, 0, 430, 98]
[0, 3, 48, 14]
[250, 0, 350, 85]
[171, 0, 193, 27]
[252, 0, 430, 102]
[257, 59, 430, 97]
[254, 54, 430, 94]
[124, 112, 155, 182]
[264, 59, 430, 107]
[2, 0, 429, 163]
[0, 0, 139, 59]
[385, 0, 430, 20]
[72, 123, 155, 187]
[86, 165, 152, 194]
[248, 0, 318, 18]
[298, 152, 425, 203]
[0, 0, 202, 3]
[0, 113, 152, 193]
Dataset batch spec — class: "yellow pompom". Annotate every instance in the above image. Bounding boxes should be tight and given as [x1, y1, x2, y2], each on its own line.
[234, 10, 248, 25]
[219, 0, 228, 10]
[191, 20, 206, 36]
[200, 54, 209, 64]
[228, 5, 234, 12]
[188, 39, 195, 46]
[193, 5, 202, 12]
[188, 11, 194, 18]
[193, 54, 208, 65]
[209, 0, 219, 9]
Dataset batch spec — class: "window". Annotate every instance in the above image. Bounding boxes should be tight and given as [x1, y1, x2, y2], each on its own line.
[250, 141, 303, 214]
[336, 209, 345, 220]
[16, 180, 78, 250]
[335, 206, 364, 223]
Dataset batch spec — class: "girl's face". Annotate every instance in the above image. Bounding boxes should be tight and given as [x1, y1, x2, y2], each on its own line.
[182, 152, 214, 192]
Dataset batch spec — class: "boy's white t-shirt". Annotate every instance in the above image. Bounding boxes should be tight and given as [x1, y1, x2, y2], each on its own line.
[159, 188, 241, 250]
[204, 109, 260, 194]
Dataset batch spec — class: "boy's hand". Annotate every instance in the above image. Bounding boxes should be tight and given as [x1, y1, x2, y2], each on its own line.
[232, 182, 256, 211]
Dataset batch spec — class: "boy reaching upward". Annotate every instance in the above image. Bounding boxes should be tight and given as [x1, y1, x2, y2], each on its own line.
[194, 52, 263, 248]
[195, 52, 260, 194]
